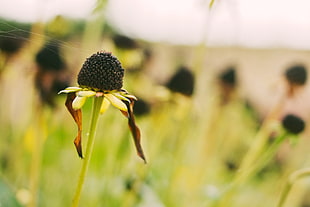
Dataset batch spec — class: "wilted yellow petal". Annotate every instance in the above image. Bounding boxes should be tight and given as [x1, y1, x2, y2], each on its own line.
[123, 94, 137, 101]
[58, 87, 82, 94]
[113, 93, 130, 102]
[100, 98, 111, 114]
[77, 90, 96, 97]
[72, 96, 87, 110]
[105, 94, 128, 111]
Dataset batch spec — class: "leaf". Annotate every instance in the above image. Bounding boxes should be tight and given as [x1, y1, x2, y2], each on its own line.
[120, 98, 146, 163]
[65, 93, 83, 158]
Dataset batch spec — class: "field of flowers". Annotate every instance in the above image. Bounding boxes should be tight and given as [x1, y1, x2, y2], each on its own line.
[1, 16, 310, 207]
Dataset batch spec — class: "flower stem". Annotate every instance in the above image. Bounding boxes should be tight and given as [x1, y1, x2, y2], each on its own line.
[277, 168, 310, 207]
[71, 96, 103, 207]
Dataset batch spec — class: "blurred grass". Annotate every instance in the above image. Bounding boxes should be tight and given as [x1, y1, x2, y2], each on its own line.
[1, 17, 310, 207]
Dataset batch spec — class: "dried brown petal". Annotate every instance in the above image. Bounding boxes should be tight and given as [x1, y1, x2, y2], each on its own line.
[65, 93, 83, 158]
[120, 98, 146, 163]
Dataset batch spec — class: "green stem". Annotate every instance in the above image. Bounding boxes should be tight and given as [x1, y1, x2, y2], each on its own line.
[237, 133, 288, 184]
[233, 122, 272, 185]
[71, 96, 103, 207]
[277, 168, 310, 207]
[28, 104, 46, 207]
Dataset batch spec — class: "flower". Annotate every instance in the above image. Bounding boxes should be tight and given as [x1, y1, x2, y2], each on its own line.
[217, 66, 237, 104]
[35, 41, 70, 107]
[165, 66, 195, 96]
[219, 66, 236, 87]
[35, 41, 65, 71]
[59, 51, 146, 162]
[133, 97, 151, 116]
[285, 64, 307, 86]
[282, 114, 305, 135]
[112, 34, 139, 50]
[284, 64, 307, 97]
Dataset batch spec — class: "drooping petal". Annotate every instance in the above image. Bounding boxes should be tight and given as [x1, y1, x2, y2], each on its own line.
[120, 98, 146, 163]
[72, 96, 87, 110]
[65, 93, 83, 158]
[77, 90, 96, 97]
[105, 93, 128, 111]
[58, 86, 82, 94]
[100, 97, 111, 114]
[123, 94, 138, 101]
[113, 93, 130, 102]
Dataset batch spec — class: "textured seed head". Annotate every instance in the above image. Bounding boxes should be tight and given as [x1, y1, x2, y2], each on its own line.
[282, 114, 305, 134]
[77, 51, 124, 91]
[285, 64, 307, 85]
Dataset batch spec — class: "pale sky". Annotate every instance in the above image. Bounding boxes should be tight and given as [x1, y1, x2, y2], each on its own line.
[1, 0, 310, 49]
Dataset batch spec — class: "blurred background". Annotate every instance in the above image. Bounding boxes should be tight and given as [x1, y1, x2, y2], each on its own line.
[1, 0, 310, 206]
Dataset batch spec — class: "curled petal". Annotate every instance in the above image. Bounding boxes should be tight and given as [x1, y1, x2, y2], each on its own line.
[77, 90, 96, 97]
[58, 86, 82, 94]
[123, 94, 138, 101]
[100, 97, 111, 114]
[113, 93, 130, 102]
[105, 93, 128, 111]
[72, 96, 87, 110]
[65, 93, 83, 158]
[120, 98, 146, 163]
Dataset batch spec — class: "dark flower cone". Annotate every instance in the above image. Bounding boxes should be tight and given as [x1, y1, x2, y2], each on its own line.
[166, 66, 195, 96]
[219, 67, 237, 87]
[78, 51, 124, 91]
[282, 114, 305, 135]
[285, 64, 307, 86]
[35, 41, 65, 71]
[133, 97, 151, 116]
[112, 34, 139, 49]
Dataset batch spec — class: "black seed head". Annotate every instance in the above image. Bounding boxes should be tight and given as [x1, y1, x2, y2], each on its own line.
[0, 36, 24, 54]
[285, 64, 307, 85]
[166, 66, 195, 96]
[0, 25, 29, 55]
[77, 51, 124, 91]
[282, 114, 305, 134]
[133, 98, 151, 116]
[219, 67, 236, 87]
[112, 34, 139, 49]
[35, 41, 65, 71]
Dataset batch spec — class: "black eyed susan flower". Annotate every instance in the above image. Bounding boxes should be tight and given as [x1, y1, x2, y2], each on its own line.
[282, 114, 305, 135]
[133, 97, 151, 116]
[218, 66, 237, 104]
[35, 41, 65, 71]
[165, 66, 195, 96]
[219, 66, 236, 87]
[112, 34, 139, 50]
[285, 64, 307, 86]
[284, 64, 307, 97]
[35, 41, 70, 107]
[59, 51, 146, 162]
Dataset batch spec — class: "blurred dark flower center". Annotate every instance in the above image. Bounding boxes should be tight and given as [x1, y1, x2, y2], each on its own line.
[166, 66, 195, 96]
[285, 65, 307, 85]
[282, 114, 305, 134]
[219, 67, 236, 87]
[35, 41, 65, 71]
